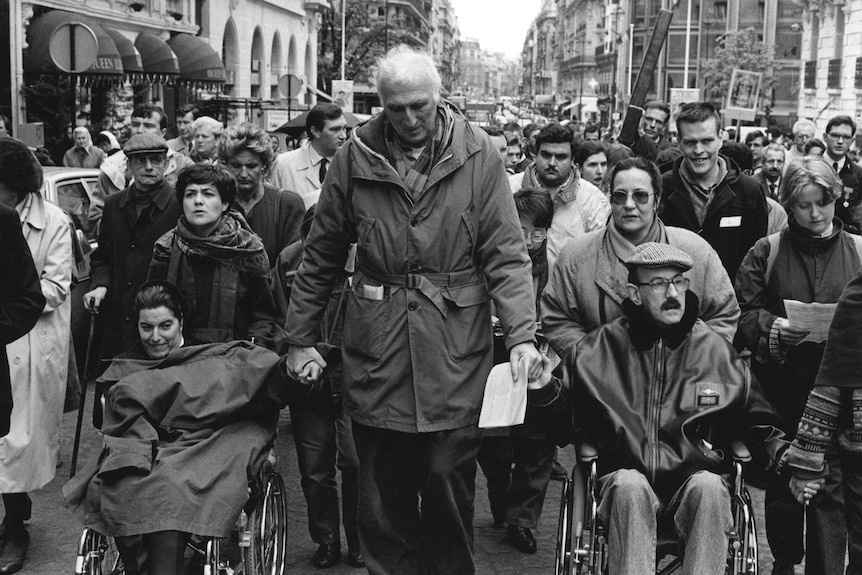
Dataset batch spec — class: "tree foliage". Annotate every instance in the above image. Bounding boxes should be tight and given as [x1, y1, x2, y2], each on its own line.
[701, 27, 776, 110]
[317, 2, 426, 93]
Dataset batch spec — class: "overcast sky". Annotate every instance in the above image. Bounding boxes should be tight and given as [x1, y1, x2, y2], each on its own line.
[448, 0, 543, 60]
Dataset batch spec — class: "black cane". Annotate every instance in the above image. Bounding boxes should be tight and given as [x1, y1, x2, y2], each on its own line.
[70, 310, 97, 479]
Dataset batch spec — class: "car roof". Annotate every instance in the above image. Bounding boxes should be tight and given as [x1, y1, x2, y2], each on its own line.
[41, 167, 100, 182]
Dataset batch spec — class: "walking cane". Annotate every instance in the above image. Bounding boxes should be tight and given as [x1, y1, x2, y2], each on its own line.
[70, 310, 97, 479]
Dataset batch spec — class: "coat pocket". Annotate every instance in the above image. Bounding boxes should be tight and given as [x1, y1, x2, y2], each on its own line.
[342, 282, 391, 363]
[442, 280, 492, 360]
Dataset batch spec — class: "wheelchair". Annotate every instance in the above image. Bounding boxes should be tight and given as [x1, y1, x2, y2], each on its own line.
[73, 458, 288, 575]
[554, 442, 758, 575]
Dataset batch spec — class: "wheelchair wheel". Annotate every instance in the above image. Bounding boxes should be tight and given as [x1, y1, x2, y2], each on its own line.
[75, 529, 123, 575]
[242, 465, 288, 575]
[555, 473, 574, 575]
[728, 487, 758, 575]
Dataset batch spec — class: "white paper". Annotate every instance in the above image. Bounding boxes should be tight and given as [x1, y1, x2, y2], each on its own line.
[784, 299, 838, 343]
[479, 362, 527, 429]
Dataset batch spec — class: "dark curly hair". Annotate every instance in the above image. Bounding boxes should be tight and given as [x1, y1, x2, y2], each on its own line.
[175, 163, 237, 207]
[0, 137, 43, 202]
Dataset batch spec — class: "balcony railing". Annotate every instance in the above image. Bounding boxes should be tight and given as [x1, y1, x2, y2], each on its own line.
[804, 60, 816, 89]
[828, 58, 841, 89]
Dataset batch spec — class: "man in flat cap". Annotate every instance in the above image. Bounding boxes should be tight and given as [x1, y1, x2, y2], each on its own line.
[526, 243, 787, 574]
[84, 133, 182, 362]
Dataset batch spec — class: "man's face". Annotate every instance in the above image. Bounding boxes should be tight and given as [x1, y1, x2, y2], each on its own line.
[311, 115, 347, 157]
[176, 112, 195, 141]
[763, 149, 785, 181]
[627, 265, 688, 328]
[583, 130, 600, 142]
[74, 130, 89, 148]
[580, 152, 607, 188]
[535, 142, 573, 188]
[381, 81, 437, 147]
[489, 135, 507, 162]
[506, 144, 522, 168]
[678, 117, 721, 180]
[794, 126, 814, 152]
[130, 112, 165, 136]
[746, 136, 765, 162]
[643, 108, 669, 141]
[825, 122, 854, 160]
[194, 126, 220, 159]
[128, 153, 167, 191]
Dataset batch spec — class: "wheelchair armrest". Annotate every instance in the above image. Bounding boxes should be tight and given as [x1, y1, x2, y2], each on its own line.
[729, 440, 751, 463]
[576, 441, 599, 464]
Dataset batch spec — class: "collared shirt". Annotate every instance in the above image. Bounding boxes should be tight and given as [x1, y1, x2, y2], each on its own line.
[765, 176, 781, 200]
[306, 143, 330, 185]
[63, 145, 105, 169]
[679, 156, 729, 226]
[828, 154, 846, 173]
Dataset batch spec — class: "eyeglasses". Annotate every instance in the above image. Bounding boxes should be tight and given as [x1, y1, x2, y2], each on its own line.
[827, 133, 852, 142]
[636, 275, 690, 294]
[610, 190, 654, 205]
[522, 229, 547, 243]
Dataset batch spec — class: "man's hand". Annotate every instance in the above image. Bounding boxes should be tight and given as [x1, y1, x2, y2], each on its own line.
[83, 286, 108, 313]
[527, 353, 554, 391]
[778, 318, 810, 349]
[509, 342, 542, 384]
[285, 345, 327, 384]
[789, 475, 823, 505]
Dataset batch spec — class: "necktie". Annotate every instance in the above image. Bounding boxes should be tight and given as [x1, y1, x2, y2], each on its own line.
[319, 158, 328, 184]
[834, 162, 840, 173]
[769, 183, 776, 198]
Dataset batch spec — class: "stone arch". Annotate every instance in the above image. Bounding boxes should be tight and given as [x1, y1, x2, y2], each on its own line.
[270, 32, 283, 100]
[250, 27, 264, 99]
[221, 18, 239, 97]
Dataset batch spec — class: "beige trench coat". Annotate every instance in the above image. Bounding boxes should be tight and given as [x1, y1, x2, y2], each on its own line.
[0, 193, 72, 491]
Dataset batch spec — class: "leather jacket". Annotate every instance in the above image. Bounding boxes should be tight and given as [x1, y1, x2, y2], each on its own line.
[528, 291, 786, 501]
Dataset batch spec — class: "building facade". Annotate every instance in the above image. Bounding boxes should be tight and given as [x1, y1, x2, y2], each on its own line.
[428, 0, 460, 92]
[521, 0, 558, 111]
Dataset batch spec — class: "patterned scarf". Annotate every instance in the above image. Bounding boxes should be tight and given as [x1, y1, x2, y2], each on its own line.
[174, 209, 270, 277]
[385, 105, 455, 199]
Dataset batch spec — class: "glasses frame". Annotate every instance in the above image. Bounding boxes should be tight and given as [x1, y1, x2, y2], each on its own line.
[636, 275, 690, 295]
[610, 190, 654, 205]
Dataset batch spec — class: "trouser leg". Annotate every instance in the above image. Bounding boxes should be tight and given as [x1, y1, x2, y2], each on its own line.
[476, 435, 512, 526]
[289, 398, 340, 546]
[336, 404, 361, 553]
[505, 435, 555, 528]
[597, 469, 658, 575]
[806, 453, 847, 575]
[764, 471, 805, 565]
[115, 531, 189, 575]
[1, 493, 30, 532]
[353, 422, 422, 575]
[416, 424, 483, 575]
[670, 471, 732, 575]
[842, 451, 862, 575]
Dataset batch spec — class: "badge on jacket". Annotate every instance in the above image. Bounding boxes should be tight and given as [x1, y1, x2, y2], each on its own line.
[696, 382, 722, 407]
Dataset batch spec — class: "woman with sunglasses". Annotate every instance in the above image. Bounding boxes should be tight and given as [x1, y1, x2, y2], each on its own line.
[541, 156, 740, 358]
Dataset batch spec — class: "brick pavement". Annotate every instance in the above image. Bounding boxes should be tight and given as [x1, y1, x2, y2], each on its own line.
[16, 405, 805, 574]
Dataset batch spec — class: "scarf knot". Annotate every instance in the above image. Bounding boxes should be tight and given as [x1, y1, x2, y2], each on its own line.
[174, 210, 270, 276]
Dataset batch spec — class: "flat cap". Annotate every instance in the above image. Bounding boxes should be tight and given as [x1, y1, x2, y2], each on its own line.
[625, 242, 693, 272]
[123, 133, 168, 156]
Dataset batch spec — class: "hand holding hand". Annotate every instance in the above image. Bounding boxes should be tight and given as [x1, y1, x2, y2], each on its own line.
[527, 353, 555, 391]
[509, 342, 543, 384]
[285, 345, 327, 385]
[789, 475, 823, 505]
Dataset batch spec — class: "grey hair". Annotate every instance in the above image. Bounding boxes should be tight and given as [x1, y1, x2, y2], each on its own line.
[792, 118, 816, 136]
[374, 45, 441, 102]
[192, 116, 224, 136]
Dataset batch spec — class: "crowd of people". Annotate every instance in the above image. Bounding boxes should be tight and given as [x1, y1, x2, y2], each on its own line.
[2, 43, 862, 575]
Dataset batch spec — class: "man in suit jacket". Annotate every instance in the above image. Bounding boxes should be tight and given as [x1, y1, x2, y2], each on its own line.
[824, 115, 862, 234]
[0, 203, 45, 437]
[269, 103, 347, 209]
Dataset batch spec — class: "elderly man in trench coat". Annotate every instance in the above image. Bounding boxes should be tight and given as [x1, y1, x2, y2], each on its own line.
[283, 46, 543, 574]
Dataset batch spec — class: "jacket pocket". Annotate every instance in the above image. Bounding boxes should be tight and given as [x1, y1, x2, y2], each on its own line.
[442, 280, 492, 360]
[342, 281, 390, 363]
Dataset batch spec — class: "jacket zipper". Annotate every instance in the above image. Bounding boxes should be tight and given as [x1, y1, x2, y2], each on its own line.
[647, 339, 664, 483]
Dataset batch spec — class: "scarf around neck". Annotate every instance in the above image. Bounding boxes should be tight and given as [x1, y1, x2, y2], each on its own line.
[385, 104, 455, 199]
[175, 209, 270, 276]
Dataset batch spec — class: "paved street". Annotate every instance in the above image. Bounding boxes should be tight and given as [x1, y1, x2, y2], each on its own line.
[17, 402, 803, 574]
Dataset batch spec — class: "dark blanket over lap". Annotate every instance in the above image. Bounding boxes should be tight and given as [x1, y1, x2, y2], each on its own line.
[814, 270, 862, 388]
[63, 341, 282, 537]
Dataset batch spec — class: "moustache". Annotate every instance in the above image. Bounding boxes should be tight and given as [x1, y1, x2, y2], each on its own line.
[661, 299, 682, 311]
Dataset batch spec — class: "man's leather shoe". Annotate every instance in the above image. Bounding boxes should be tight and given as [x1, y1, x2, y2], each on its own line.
[312, 543, 341, 568]
[505, 525, 537, 554]
[0, 528, 29, 575]
[346, 549, 365, 568]
[771, 561, 796, 575]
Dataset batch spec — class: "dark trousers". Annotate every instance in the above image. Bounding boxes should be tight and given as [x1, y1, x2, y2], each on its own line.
[506, 435, 555, 528]
[476, 436, 512, 525]
[353, 421, 483, 575]
[115, 531, 190, 575]
[766, 452, 849, 574]
[289, 397, 360, 551]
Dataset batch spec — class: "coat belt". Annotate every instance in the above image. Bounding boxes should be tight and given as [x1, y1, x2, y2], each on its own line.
[358, 268, 483, 317]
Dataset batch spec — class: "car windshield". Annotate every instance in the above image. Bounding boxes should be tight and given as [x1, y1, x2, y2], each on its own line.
[56, 179, 95, 240]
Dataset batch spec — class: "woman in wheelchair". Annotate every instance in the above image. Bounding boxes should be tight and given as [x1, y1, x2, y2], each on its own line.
[527, 243, 787, 575]
[64, 280, 285, 574]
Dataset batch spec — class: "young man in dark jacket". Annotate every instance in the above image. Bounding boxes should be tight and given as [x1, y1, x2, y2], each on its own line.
[528, 243, 786, 575]
[659, 102, 768, 277]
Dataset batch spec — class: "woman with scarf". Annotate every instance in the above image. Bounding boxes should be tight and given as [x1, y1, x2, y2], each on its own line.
[541, 156, 740, 358]
[64, 280, 283, 575]
[735, 155, 862, 575]
[148, 163, 277, 349]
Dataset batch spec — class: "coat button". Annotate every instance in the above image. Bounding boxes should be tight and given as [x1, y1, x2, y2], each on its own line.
[130, 243, 136, 249]
[410, 218, 418, 227]
[408, 302, 418, 311]
[12, 357, 20, 365]
[409, 263, 422, 273]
